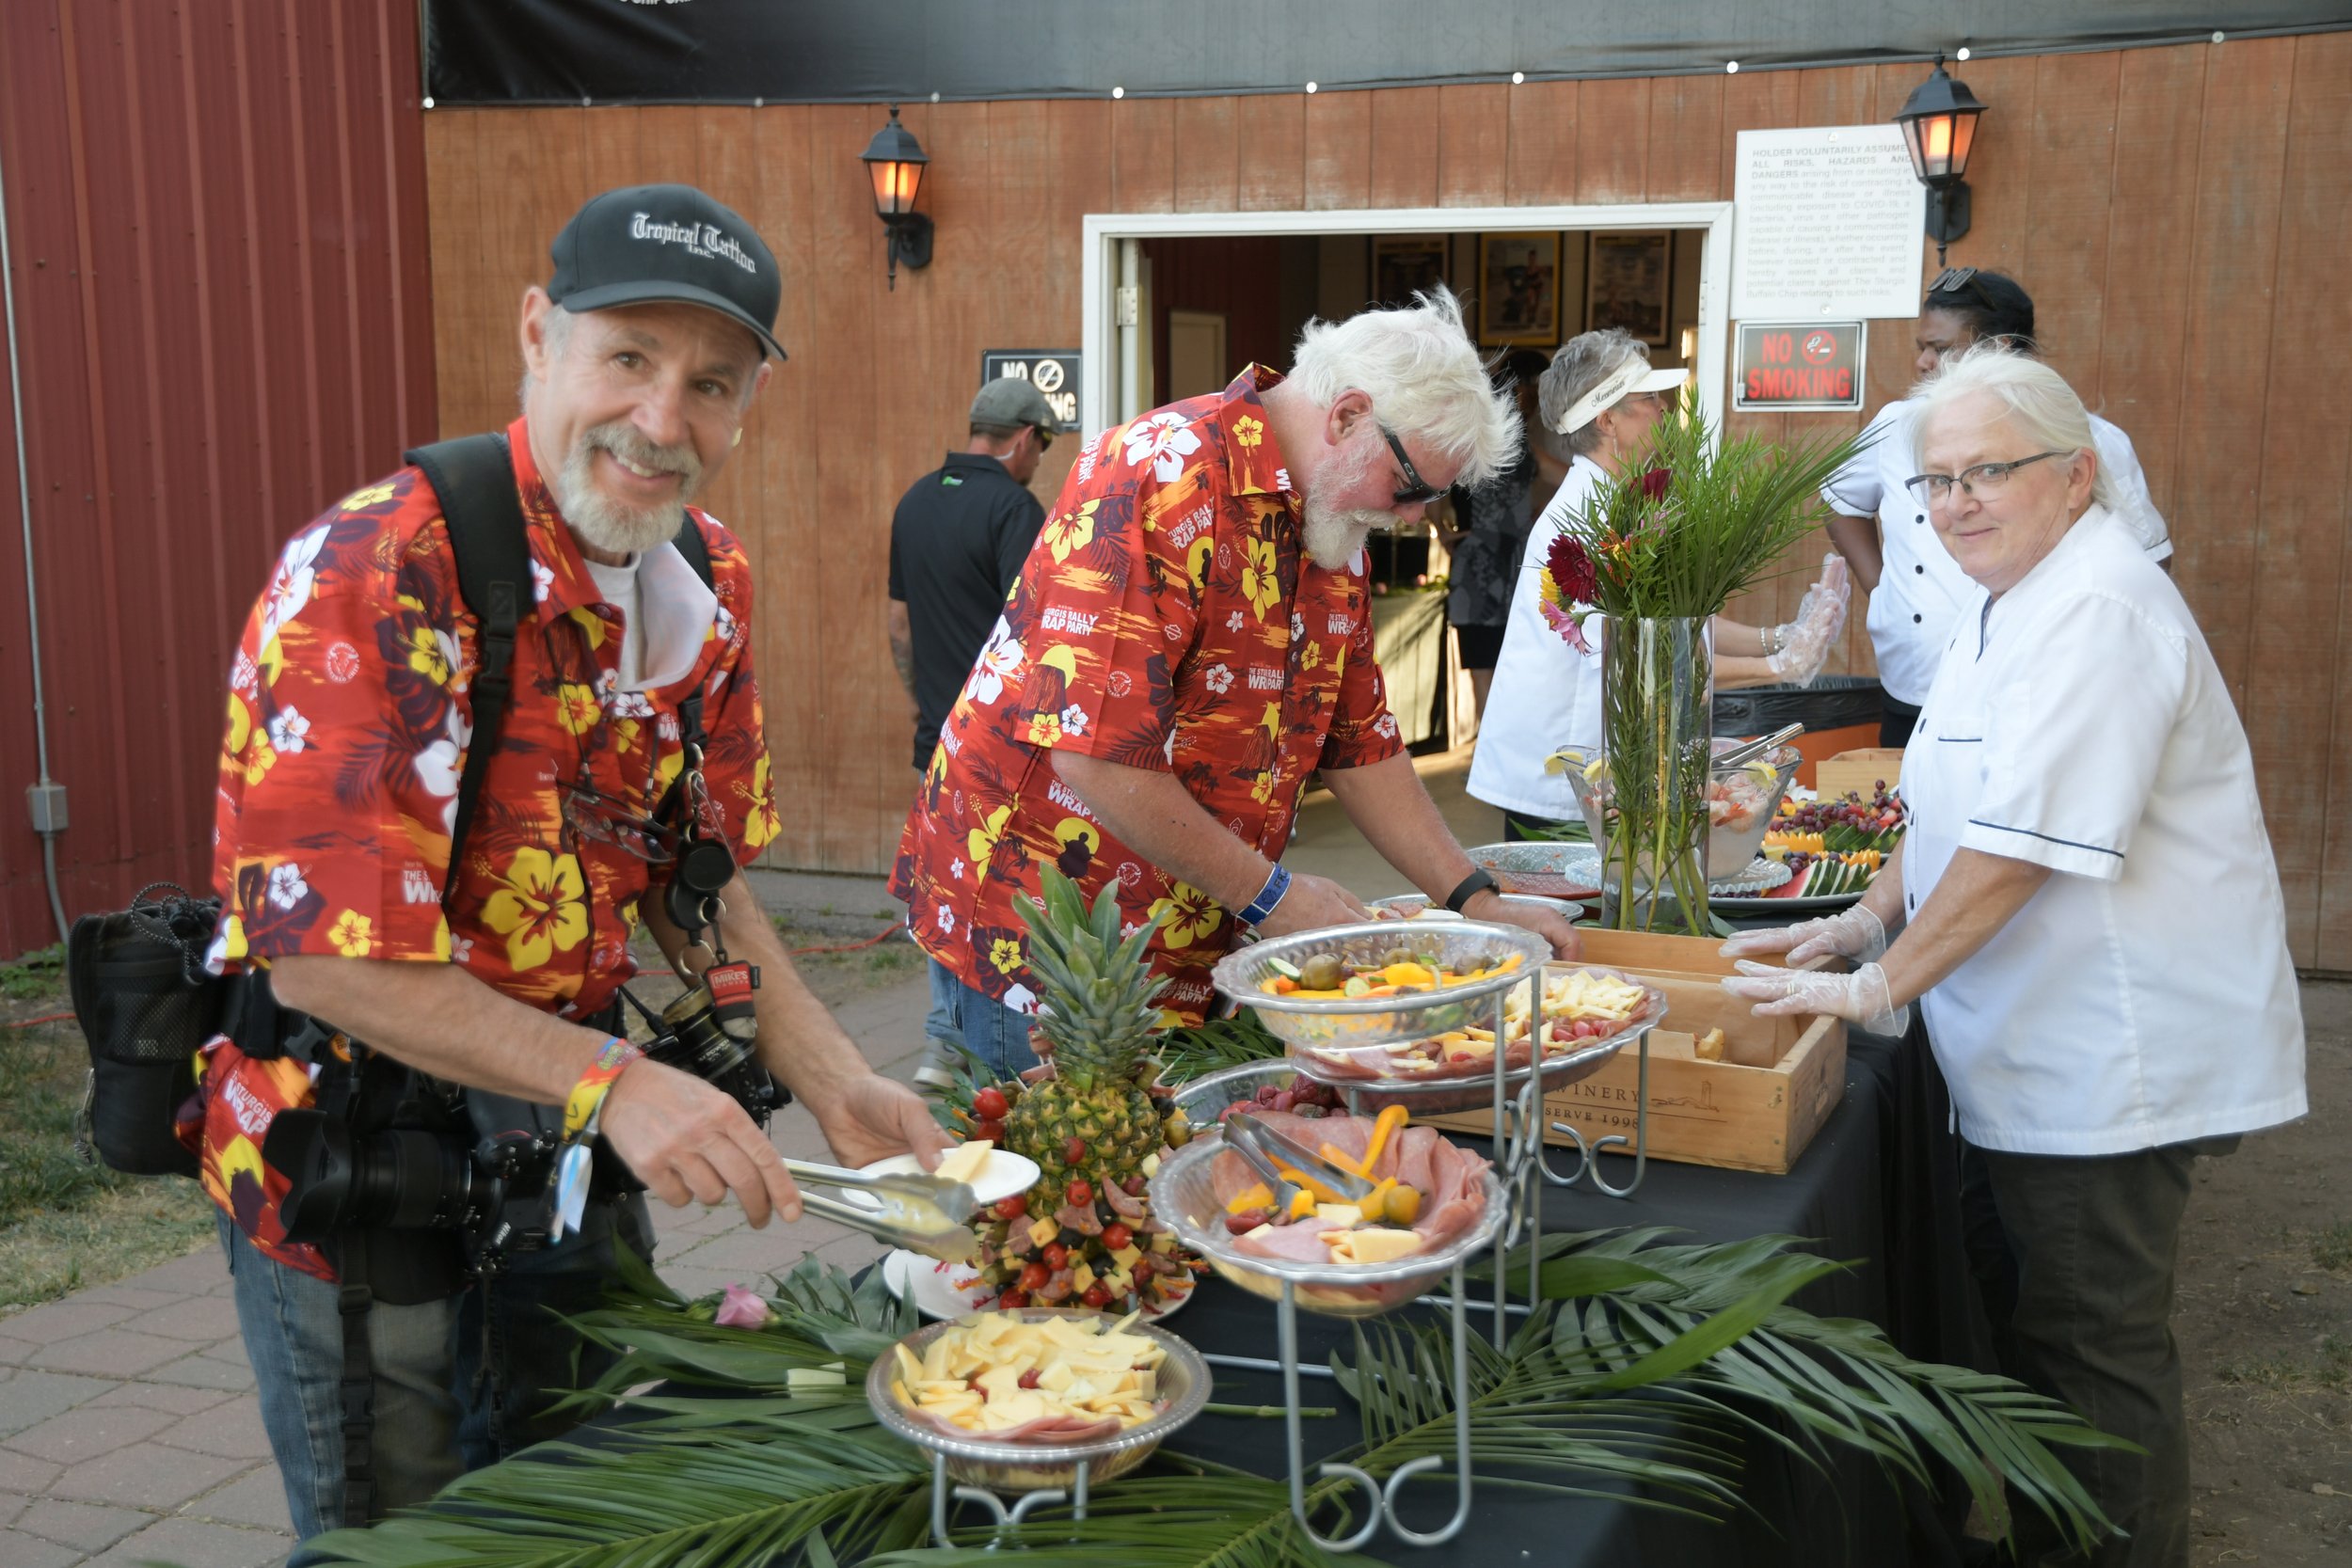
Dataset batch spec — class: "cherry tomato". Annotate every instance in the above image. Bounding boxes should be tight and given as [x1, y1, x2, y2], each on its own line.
[973, 1086, 1009, 1120]
[1101, 1222, 1134, 1252]
[996, 1289, 1028, 1308]
[1018, 1262, 1050, 1292]
[1041, 1243, 1069, 1270]
[1081, 1283, 1112, 1309]
[974, 1118, 1007, 1145]
[993, 1196, 1028, 1222]
[1063, 1135, 1088, 1166]
[1066, 1179, 1093, 1208]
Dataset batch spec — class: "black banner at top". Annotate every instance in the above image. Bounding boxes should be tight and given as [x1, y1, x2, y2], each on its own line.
[424, 1, 2349, 106]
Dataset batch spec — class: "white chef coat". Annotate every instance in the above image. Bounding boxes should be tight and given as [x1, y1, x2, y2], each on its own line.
[1467, 456, 1608, 819]
[1825, 399, 2173, 705]
[1898, 505, 2304, 1156]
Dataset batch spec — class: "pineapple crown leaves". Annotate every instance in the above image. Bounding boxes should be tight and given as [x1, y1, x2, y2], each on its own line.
[1015, 870, 1171, 1067]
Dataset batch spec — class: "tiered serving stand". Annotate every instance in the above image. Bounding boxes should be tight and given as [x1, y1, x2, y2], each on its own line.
[871, 919, 1666, 1551]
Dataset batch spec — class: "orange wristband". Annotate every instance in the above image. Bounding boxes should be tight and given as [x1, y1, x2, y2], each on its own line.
[564, 1037, 642, 1140]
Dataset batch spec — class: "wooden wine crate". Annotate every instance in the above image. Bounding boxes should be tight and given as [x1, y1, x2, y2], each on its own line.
[1426, 928, 1847, 1176]
[1813, 748, 1905, 801]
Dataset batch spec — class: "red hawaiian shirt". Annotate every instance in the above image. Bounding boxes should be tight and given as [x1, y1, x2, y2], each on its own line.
[889, 368, 1404, 1026]
[192, 415, 778, 1278]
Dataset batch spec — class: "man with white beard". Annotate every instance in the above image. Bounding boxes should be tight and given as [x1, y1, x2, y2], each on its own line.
[891, 291, 1578, 1044]
[199, 184, 944, 1537]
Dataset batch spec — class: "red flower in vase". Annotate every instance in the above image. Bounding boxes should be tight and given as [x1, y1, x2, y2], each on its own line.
[1638, 467, 1673, 501]
[1546, 533, 1598, 604]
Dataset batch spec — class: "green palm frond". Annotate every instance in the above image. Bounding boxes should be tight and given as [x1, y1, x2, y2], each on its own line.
[1152, 1012, 1285, 1085]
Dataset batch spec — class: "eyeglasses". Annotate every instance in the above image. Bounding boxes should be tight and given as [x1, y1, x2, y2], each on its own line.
[559, 779, 679, 864]
[1904, 450, 2073, 505]
[1926, 266, 1996, 311]
[1031, 424, 1055, 451]
[1379, 423, 1444, 505]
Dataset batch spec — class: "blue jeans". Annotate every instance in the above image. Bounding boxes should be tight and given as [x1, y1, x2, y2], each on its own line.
[925, 958, 1041, 1082]
[222, 1190, 654, 1541]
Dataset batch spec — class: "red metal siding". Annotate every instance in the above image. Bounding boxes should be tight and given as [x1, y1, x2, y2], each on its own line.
[0, 0, 437, 958]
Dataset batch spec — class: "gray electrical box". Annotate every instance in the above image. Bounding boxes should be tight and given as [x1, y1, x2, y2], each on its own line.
[26, 782, 67, 833]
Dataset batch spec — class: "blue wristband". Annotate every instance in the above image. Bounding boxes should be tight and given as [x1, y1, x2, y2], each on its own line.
[1237, 863, 1293, 927]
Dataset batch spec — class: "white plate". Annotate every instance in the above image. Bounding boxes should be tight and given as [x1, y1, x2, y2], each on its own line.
[880, 1247, 1197, 1323]
[858, 1148, 1042, 1209]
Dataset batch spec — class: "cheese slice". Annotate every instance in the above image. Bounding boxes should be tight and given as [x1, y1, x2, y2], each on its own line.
[935, 1140, 993, 1185]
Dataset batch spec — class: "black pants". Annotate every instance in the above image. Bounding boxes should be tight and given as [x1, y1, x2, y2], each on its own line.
[1960, 1138, 2237, 1567]
[1880, 694, 1923, 749]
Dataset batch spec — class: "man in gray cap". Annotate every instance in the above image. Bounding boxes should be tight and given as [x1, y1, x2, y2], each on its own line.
[887, 375, 1055, 1086]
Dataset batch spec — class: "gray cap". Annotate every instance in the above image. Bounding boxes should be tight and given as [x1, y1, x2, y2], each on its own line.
[970, 375, 1057, 431]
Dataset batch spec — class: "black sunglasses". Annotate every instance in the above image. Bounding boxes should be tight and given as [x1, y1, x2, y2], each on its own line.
[1379, 424, 1444, 505]
[1927, 266, 1996, 310]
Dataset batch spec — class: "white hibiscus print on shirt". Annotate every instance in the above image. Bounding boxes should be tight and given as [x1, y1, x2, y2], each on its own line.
[266, 863, 310, 911]
[1202, 663, 1233, 694]
[1120, 412, 1203, 484]
[1059, 704, 1089, 736]
[963, 618, 1024, 704]
[266, 707, 310, 754]
[259, 524, 328, 648]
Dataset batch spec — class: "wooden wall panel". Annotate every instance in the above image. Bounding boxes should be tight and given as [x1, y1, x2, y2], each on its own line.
[2259, 34, 2352, 967]
[417, 40, 2352, 959]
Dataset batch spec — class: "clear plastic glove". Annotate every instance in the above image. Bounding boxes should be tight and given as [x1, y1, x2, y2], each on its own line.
[1721, 958, 1909, 1036]
[1765, 554, 1851, 686]
[1718, 904, 1887, 965]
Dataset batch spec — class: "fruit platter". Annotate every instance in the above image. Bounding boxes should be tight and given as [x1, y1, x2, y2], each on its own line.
[1283, 964, 1663, 1114]
[1212, 920, 1552, 1052]
[866, 1307, 1209, 1491]
[1736, 783, 1908, 911]
[1148, 1107, 1504, 1318]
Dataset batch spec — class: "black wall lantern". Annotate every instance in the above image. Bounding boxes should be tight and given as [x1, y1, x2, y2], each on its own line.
[1893, 56, 1986, 266]
[861, 104, 932, 289]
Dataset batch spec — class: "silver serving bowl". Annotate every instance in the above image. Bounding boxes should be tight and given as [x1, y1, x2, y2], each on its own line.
[1211, 920, 1550, 1052]
[1465, 841, 1604, 899]
[1147, 1133, 1505, 1320]
[866, 1307, 1210, 1492]
[1366, 892, 1585, 922]
[1282, 964, 1667, 1116]
[1553, 741, 1804, 884]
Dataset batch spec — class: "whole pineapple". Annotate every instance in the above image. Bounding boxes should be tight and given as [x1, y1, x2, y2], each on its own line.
[1005, 869, 1168, 1203]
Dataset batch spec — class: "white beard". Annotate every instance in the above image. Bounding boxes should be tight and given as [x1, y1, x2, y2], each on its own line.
[1300, 436, 1392, 570]
[550, 421, 705, 558]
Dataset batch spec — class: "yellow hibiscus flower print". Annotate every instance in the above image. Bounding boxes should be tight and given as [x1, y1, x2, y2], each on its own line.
[482, 847, 589, 972]
[402, 624, 452, 686]
[741, 755, 780, 850]
[1026, 711, 1062, 748]
[243, 737, 278, 786]
[341, 482, 399, 510]
[1249, 769, 1276, 806]
[988, 936, 1024, 975]
[1240, 537, 1280, 621]
[1232, 415, 1264, 450]
[555, 683, 601, 736]
[1040, 499, 1100, 564]
[966, 803, 1013, 871]
[1149, 881, 1222, 949]
[328, 909, 374, 958]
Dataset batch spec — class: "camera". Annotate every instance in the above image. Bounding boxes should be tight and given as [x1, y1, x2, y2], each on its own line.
[265, 974, 782, 1275]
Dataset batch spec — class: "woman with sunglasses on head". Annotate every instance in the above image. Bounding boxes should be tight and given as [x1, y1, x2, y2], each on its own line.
[1467, 327, 1851, 839]
[1724, 345, 2303, 1568]
[1824, 268, 2174, 748]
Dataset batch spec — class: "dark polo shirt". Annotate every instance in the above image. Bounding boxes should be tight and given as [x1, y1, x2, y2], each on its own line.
[887, 451, 1045, 768]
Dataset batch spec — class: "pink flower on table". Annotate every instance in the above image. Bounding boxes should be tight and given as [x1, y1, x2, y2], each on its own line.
[1539, 596, 1592, 655]
[715, 1283, 773, 1328]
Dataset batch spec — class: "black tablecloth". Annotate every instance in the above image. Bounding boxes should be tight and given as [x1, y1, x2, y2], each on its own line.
[1149, 1022, 1979, 1568]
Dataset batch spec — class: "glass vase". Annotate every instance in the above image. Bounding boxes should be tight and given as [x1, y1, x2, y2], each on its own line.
[1597, 616, 1713, 933]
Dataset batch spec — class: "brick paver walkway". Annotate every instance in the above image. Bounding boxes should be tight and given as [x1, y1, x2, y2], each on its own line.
[0, 958, 932, 1567]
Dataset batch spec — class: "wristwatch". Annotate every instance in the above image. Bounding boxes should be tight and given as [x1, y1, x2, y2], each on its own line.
[1443, 868, 1498, 914]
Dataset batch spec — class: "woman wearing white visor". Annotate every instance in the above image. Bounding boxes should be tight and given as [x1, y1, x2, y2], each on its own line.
[1467, 328, 1852, 837]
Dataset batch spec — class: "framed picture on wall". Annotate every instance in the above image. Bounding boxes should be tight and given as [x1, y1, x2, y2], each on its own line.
[1585, 231, 1673, 345]
[1371, 235, 1449, 309]
[1475, 233, 1561, 346]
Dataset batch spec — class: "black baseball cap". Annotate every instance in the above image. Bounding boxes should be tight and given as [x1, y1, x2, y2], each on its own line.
[548, 183, 786, 360]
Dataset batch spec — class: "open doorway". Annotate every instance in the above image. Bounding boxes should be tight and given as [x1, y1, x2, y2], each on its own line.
[1092, 207, 1727, 752]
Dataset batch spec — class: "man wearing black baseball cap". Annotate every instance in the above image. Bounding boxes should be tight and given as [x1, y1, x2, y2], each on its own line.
[200, 183, 946, 1537]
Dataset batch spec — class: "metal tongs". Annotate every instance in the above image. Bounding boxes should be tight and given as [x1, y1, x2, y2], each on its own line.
[783, 1158, 980, 1264]
[1714, 721, 1805, 769]
[1222, 1112, 1378, 1211]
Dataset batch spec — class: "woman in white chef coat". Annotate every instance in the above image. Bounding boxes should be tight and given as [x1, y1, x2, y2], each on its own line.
[1724, 346, 2304, 1568]
[1466, 329, 1851, 837]
[1823, 268, 2175, 749]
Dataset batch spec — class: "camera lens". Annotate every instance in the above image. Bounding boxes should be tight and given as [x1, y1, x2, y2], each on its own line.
[265, 1111, 488, 1243]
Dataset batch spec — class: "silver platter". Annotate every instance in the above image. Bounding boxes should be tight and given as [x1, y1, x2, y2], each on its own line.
[866, 1307, 1211, 1491]
[1210, 920, 1550, 1052]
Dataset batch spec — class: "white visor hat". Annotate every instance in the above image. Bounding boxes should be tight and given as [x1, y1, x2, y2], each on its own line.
[1553, 360, 1688, 436]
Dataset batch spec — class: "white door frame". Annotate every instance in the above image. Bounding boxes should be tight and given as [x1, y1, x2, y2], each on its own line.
[1080, 201, 1735, 435]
